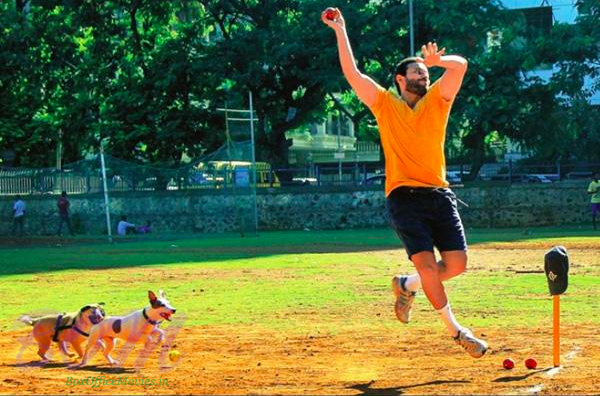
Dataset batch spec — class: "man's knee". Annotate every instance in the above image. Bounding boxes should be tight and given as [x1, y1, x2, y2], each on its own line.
[411, 251, 439, 275]
[441, 250, 468, 276]
[454, 259, 467, 275]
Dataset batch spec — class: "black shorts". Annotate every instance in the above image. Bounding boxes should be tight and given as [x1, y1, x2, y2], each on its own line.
[386, 187, 467, 259]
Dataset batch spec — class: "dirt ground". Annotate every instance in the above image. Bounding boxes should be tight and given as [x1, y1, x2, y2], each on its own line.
[1, 242, 599, 395]
[1, 324, 598, 395]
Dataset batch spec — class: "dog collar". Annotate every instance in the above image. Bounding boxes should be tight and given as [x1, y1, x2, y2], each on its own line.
[72, 326, 90, 337]
[142, 308, 159, 325]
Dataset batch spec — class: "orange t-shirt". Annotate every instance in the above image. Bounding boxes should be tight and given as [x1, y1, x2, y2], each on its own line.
[370, 81, 454, 196]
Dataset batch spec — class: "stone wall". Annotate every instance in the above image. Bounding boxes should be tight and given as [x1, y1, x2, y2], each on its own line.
[0, 182, 592, 236]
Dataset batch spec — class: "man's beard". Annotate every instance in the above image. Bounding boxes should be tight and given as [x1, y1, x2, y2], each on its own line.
[405, 78, 428, 96]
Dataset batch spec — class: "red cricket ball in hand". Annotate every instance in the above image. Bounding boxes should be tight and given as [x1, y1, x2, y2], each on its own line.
[525, 358, 538, 369]
[503, 358, 515, 370]
[324, 7, 338, 21]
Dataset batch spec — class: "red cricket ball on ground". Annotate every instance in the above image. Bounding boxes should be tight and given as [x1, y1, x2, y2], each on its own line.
[525, 357, 538, 369]
[324, 7, 338, 20]
[503, 358, 515, 370]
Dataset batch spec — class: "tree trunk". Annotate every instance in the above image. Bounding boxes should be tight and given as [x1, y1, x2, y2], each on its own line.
[129, 0, 148, 76]
[270, 125, 294, 185]
[464, 131, 486, 181]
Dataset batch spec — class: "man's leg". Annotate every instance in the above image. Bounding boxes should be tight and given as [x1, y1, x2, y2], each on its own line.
[403, 189, 470, 309]
[393, 190, 487, 357]
[411, 251, 448, 310]
[409, 250, 486, 357]
[392, 250, 465, 322]
[56, 216, 64, 236]
[66, 216, 75, 236]
[399, 250, 466, 292]
[410, 251, 467, 337]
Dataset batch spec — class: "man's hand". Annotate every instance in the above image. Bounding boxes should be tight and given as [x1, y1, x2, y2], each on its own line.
[417, 42, 446, 68]
[415, 42, 467, 101]
[321, 7, 345, 30]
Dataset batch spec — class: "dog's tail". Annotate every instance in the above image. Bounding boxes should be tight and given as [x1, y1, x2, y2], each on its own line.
[18, 315, 39, 326]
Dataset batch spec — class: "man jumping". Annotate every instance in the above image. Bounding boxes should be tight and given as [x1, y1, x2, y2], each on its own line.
[322, 8, 487, 358]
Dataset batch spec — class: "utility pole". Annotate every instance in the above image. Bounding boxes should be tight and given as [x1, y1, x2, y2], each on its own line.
[409, 0, 415, 56]
[99, 141, 112, 244]
[337, 118, 342, 182]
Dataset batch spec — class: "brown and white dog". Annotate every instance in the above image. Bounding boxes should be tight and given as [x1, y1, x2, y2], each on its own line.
[79, 290, 176, 367]
[19, 303, 106, 361]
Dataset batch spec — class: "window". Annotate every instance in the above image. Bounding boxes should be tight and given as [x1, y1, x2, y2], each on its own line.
[509, 6, 553, 36]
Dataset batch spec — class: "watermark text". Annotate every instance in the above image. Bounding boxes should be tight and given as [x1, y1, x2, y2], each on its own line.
[66, 375, 169, 388]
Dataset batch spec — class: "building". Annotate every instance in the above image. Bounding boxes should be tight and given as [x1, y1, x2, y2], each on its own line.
[286, 113, 380, 166]
[499, 0, 599, 161]
[502, 0, 598, 107]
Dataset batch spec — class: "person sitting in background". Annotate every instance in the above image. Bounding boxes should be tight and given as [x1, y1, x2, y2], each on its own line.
[117, 215, 136, 236]
[136, 220, 152, 234]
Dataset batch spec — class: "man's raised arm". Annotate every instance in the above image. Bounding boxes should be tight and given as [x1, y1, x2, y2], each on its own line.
[418, 42, 468, 101]
[321, 8, 378, 108]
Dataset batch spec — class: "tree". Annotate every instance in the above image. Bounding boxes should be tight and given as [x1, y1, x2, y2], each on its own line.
[1, 0, 598, 171]
[199, 0, 409, 169]
[0, 0, 223, 168]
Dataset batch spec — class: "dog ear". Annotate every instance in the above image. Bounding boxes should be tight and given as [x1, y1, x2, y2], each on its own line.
[80, 305, 92, 312]
[148, 290, 157, 303]
[159, 289, 167, 299]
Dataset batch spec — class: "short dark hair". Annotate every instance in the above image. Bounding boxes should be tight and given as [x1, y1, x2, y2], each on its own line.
[61, 191, 67, 197]
[393, 57, 421, 94]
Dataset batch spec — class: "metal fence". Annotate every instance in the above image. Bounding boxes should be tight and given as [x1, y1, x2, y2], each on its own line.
[448, 161, 600, 183]
[1, 159, 598, 196]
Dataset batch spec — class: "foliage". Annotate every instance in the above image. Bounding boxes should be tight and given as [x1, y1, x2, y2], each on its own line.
[0, 0, 598, 169]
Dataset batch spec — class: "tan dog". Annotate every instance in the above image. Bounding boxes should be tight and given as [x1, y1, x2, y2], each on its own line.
[19, 303, 106, 361]
[79, 290, 176, 367]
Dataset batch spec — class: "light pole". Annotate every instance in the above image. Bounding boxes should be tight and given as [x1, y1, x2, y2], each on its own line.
[409, 0, 415, 55]
[248, 91, 258, 236]
[336, 117, 343, 182]
[99, 139, 113, 244]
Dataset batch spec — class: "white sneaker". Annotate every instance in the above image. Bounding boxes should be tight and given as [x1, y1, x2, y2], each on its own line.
[454, 328, 488, 358]
[392, 275, 416, 323]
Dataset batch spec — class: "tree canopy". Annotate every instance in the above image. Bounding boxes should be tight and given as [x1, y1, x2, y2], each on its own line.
[1, 0, 598, 170]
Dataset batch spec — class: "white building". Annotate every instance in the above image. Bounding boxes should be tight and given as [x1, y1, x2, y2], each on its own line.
[501, 0, 599, 105]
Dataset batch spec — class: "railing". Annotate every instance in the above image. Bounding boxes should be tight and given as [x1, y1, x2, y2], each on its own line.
[1, 161, 598, 196]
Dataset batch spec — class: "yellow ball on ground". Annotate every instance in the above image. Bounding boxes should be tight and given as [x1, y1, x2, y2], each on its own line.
[169, 350, 181, 362]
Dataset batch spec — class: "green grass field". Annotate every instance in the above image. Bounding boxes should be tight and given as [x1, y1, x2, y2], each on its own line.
[2, 226, 599, 334]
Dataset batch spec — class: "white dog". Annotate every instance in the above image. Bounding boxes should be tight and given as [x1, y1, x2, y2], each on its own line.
[79, 290, 176, 367]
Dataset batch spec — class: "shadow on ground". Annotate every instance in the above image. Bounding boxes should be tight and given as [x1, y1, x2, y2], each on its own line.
[1, 226, 596, 276]
[348, 379, 471, 395]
